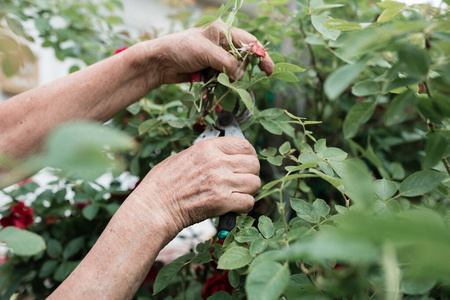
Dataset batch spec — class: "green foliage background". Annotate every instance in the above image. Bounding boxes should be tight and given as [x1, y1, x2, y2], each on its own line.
[0, 0, 449, 299]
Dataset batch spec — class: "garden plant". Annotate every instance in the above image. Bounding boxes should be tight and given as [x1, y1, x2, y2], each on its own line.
[0, 0, 449, 299]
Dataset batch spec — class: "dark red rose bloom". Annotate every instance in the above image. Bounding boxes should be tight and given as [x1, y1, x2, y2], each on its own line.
[0, 202, 34, 229]
[202, 270, 233, 299]
[114, 47, 128, 55]
[190, 72, 202, 83]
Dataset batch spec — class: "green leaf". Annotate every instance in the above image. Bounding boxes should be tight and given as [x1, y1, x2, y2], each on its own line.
[343, 101, 377, 138]
[53, 261, 78, 282]
[228, 269, 240, 288]
[377, 8, 403, 23]
[44, 122, 135, 181]
[2, 53, 21, 77]
[258, 216, 275, 239]
[423, 131, 449, 169]
[63, 236, 85, 260]
[398, 45, 430, 78]
[374, 179, 398, 201]
[324, 19, 361, 31]
[377, 1, 405, 9]
[180, 93, 195, 107]
[399, 170, 448, 197]
[235, 227, 260, 243]
[6, 16, 25, 37]
[236, 89, 254, 114]
[290, 198, 320, 223]
[0, 227, 46, 256]
[207, 291, 232, 300]
[273, 63, 305, 73]
[260, 119, 283, 135]
[385, 91, 416, 126]
[321, 147, 348, 161]
[267, 156, 283, 166]
[312, 198, 330, 218]
[400, 278, 436, 295]
[246, 261, 290, 300]
[194, 15, 217, 27]
[153, 253, 195, 295]
[39, 260, 59, 278]
[324, 61, 366, 100]
[279, 141, 291, 155]
[218, 73, 232, 87]
[351, 80, 380, 97]
[250, 237, 268, 256]
[311, 15, 340, 41]
[270, 72, 299, 82]
[138, 119, 162, 135]
[82, 203, 100, 221]
[218, 246, 253, 270]
[47, 239, 63, 258]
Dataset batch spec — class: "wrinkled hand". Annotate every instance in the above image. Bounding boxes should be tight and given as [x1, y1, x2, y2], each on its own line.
[131, 137, 260, 236]
[146, 20, 274, 87]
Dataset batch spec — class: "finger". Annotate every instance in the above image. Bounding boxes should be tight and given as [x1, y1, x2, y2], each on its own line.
[228, 193, 255, 213]
[231, 174, 261, 195]
[213, 137, 257, 156]
[259, 52, 274, 76]
[225, 154, 260, 175]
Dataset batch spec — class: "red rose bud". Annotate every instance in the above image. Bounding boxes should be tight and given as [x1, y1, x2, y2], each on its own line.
[190, 72, 202, 83]
[418, 82, 424, 94]
[245, 41, 266, 58]
[0, 201, 34, 229]
[114, 47, 128, 55]
[215, 104, 223, 115]
[193, 122, 206, 133]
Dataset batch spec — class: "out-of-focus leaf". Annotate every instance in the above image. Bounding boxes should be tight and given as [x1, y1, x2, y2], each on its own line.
[385, 91, 416, 126]
[423, 130, 450, 169]
[343, 101, 377, 138]
[324, 19, 361, 31]
[246, 261, 290, 300]
[0, 227, 46, 256]
[352, 80, 380, 97]
[311, 14, 340, 41]
[324, 62, 366, 100]
[377, 8, 403, 23]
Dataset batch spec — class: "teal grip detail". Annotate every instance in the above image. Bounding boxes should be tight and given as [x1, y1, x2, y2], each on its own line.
[218, 230, 230, 239]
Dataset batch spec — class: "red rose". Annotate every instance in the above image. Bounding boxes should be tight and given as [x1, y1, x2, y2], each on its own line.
[243, 41, 266, 58]
[17, 178, 32, 186]
[201, 270, 233, 299]
[0, 202, 34, 229]
[114, 47, 128, 55]
[190, 72, 202, 83]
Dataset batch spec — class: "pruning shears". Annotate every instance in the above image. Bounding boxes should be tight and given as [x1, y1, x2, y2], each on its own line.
[193, 94, 254, 239]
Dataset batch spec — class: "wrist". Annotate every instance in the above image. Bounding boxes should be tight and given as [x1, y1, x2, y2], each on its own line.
[126, 39, 166, 92]
[126, 185, 182, 243]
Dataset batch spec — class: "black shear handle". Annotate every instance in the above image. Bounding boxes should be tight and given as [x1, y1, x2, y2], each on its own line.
[217, 212, 237, 239]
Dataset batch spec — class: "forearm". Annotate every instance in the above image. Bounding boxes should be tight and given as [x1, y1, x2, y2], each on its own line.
[49, 193, 177, 300]
[0, 41, 159, 159]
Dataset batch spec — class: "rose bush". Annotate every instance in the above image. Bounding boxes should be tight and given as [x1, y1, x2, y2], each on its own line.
[1, 0, 449, 299]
